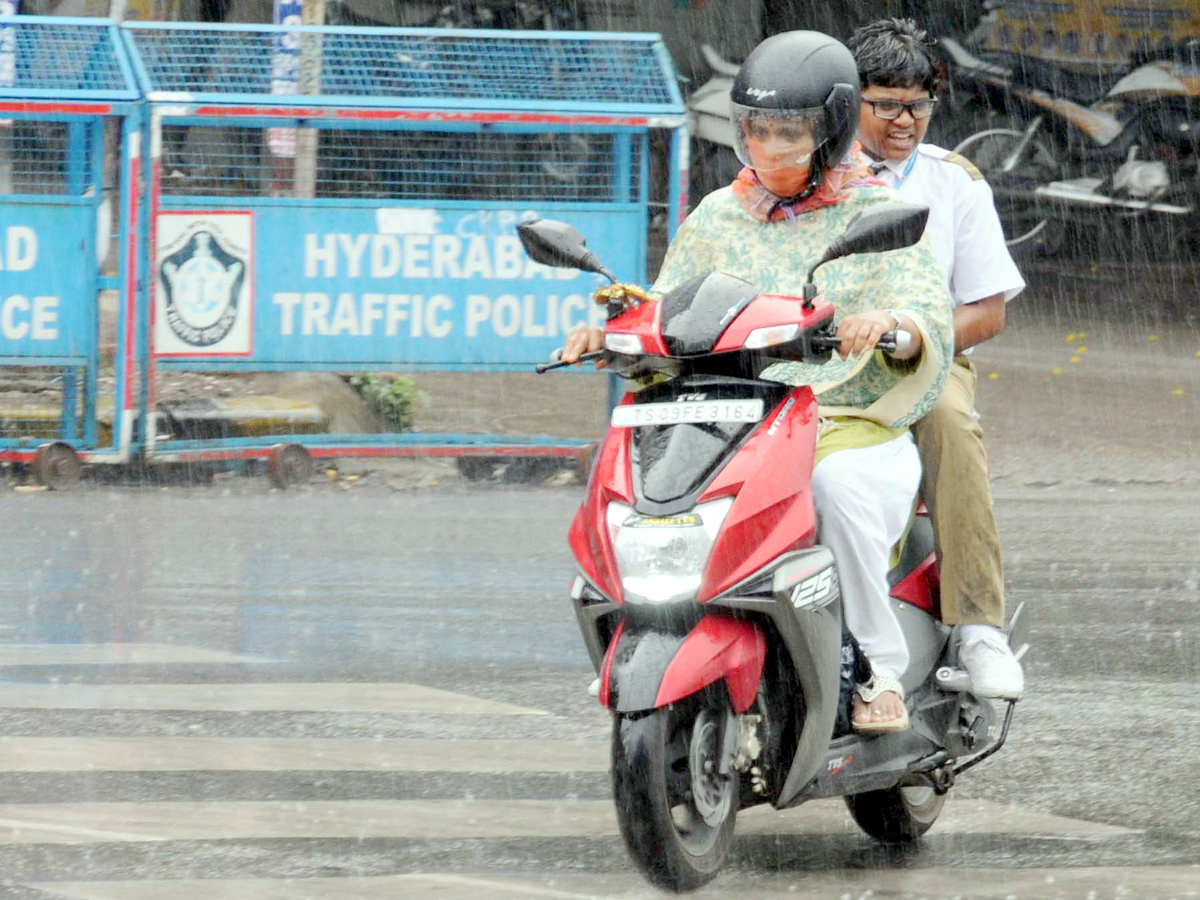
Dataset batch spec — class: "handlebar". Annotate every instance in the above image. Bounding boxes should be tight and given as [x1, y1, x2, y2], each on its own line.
[536, 330, 913, 373]
[810, 329, 913, 355]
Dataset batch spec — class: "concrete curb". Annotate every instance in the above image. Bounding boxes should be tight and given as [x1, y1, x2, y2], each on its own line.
[0, 397, 327, 445]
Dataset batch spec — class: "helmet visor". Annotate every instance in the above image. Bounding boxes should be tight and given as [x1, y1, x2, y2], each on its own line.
[731, 103, 827, 173]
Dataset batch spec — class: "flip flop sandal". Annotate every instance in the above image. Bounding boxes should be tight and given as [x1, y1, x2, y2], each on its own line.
[852, 673, 910, 735]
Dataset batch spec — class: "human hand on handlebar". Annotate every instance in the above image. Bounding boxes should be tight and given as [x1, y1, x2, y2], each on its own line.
[836, 310, 921, 361]
[560, 325, 607, 367]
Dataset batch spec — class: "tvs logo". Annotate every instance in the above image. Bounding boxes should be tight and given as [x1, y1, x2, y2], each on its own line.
[827, 754, 853, 776]
[155, 213, 254, 357]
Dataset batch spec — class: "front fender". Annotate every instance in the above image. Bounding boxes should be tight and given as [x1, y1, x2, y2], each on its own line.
[600, 615, 766, 714]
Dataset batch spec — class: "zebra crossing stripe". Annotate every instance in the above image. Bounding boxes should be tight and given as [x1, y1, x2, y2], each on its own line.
[0, 682, 547, 715]
[0, 798, 1134, 844]
[0, 737, 609, 772]
[27, 867, 1200, 900]
[25, 874, 612, 900]
[0, 643, 274, 665]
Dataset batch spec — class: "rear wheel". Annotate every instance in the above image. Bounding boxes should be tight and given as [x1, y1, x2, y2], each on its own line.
[954, 126, 1067, 257]
[845, 783, 946, 844]
[611, 700, 738, 891]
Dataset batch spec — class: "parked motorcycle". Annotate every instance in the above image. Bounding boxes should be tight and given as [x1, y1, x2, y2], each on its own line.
[424, 0, 586, 31]
[520, 207, 1029, 892]
[686, 44, 742, 201]
[942, 36, 1200, 256]
[420, 1, 594, 188]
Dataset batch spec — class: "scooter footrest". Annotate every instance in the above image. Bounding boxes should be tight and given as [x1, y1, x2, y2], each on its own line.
[935, 666, 973, 693]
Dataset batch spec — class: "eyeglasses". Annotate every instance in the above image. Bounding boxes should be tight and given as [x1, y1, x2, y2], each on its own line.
[862, 98, 938, 120]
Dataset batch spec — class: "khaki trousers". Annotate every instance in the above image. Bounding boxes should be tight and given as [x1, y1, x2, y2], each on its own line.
[910, 357, 1006, 627]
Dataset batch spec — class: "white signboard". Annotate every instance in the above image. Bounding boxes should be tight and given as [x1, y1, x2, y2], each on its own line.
[155, 212, 255, 357]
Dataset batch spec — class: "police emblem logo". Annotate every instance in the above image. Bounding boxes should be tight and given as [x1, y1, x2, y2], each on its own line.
[160, 231, 246, 347]
[155, 212, 254, 356]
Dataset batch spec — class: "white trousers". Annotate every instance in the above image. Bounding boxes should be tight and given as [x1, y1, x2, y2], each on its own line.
[811, 432, 922, 683]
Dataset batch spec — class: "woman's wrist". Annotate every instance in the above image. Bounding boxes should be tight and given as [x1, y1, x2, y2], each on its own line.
[886, 311, 922, 361]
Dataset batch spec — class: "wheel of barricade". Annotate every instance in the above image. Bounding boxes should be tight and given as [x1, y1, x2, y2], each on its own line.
[456, 456, 501, 481]
[502, 456, 563, 484]
[33, 442, 83, 491]
[266, 443, 314, 490]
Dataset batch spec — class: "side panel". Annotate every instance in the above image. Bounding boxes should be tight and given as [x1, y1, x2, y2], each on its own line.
[889, 512, 941, 618]
[698, 387, 819, 601]
[711, 590, 844, 809]
[894, 597, 951, 696]
[891, 554, 940, 617]
[567, 409, 634, 603]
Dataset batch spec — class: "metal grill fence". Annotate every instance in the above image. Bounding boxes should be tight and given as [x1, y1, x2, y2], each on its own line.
[0, 19, 133, 96]
[0, 367, 88, 443]
[4, 17, 687, 479]
[128, 25, 676, 109]
[158, 124, 635, 202]
[0, 121, 95, 195]
[1, 17, 140, 469]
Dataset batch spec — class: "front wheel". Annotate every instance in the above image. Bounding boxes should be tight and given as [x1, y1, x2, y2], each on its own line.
[611, 700, 738, 891]
[845, 783, 946, 844]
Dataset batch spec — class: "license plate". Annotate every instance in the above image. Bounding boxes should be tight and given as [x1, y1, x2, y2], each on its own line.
[611, 398, 764, 428]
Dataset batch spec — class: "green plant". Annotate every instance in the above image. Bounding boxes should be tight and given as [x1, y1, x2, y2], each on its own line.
[348, 374, 429, 432]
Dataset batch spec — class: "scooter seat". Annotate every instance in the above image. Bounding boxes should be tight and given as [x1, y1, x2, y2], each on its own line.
[995, 53, 1120, 105]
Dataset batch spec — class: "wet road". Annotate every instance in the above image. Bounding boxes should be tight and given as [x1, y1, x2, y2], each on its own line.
[1, 259, 1199, 899]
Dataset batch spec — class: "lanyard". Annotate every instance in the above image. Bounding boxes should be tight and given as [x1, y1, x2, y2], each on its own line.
[892, 151, 919, 190]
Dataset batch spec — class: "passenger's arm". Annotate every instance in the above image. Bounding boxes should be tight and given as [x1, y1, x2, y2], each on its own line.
[952, 293, 1006, 353]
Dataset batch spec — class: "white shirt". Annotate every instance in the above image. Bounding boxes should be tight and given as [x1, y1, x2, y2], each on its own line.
[870, 143, 1025, 311]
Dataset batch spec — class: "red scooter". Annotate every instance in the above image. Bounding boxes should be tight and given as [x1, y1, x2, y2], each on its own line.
[520, 207, 1028, 892]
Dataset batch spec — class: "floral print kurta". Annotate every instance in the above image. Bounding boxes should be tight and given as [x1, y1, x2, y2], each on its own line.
[650, 183, 954, 428]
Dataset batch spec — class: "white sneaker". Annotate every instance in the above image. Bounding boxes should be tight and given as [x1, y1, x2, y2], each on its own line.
[958, 626, 1025, 699]
[587, 677, 600, 698]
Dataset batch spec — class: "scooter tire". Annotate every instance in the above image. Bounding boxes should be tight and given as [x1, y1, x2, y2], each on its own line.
[611, 703, 737, 891]
[844, 784, 946, 845]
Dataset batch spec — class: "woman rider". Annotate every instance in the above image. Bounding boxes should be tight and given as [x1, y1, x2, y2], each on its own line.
[563, 31, 954, 733]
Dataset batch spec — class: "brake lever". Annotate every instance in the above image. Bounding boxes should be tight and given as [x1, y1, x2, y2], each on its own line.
[535, 349, 608, 374]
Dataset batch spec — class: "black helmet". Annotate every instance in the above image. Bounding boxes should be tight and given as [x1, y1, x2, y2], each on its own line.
[730, 31, 860, 197]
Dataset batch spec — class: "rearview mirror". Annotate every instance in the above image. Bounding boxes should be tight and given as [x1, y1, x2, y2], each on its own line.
[799, 202, 930, 309]
[808, 203, 930, 282]
[517, 218, 613, 281]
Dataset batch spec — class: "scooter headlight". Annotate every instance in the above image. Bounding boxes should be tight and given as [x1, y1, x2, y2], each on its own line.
[606, 497, 734, 604]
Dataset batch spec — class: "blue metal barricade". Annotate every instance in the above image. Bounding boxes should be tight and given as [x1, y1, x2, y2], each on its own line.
[119, 21, 688, 479]
[0, 16, 142, 486]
